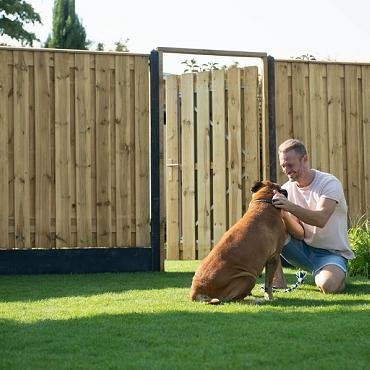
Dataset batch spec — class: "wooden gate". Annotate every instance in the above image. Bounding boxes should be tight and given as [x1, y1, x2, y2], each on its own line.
[165, 67, 262, 259]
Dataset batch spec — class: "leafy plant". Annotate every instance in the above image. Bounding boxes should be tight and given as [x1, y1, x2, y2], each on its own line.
[182, 59, 242, 73]
[294, 53, 316, 61]
[348, 217, 370, 277]
[181, 58, 200, 73]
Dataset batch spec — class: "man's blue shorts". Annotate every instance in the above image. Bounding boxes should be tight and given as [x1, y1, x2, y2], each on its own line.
[281, 237, 348, 276]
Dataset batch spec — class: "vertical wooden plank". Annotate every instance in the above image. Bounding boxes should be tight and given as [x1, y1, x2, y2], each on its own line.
[115, 55, 132, 247]
[309, 64, 328, 171]
[49, 57, 56, 248]
[70, 58, 77, 247]
[96, 54, 111, 247]
[75, 53, 92, 247]
[129, 59, 136, 245]
[327, 64, 345, 183]
[345, 65, 361, 220]
[212, 69, 227, 245]
[275, 62, 292, 184]
[34, 51, 52, 248]
[181, 73, 196, 259]
[13, 51, 31, 248]
[165, 75, 180, 259]
[8, 53, 15, 249]
[292, 62, 309, 143]
[362, 65, 370, 217]
[110, 66, 116, 247]
[0, 51, 10, 248]
[90, 55, 97, 247]
[196, 71, 211, 258]
[227, 68, 242, 226]
[243, 67, 259, 203]
[55, 53, 72, 248]
[134, 56, 150, 246]
[29, 58, 36, 248]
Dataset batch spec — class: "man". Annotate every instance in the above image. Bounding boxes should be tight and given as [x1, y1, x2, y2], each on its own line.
[272, 139, 355, 294]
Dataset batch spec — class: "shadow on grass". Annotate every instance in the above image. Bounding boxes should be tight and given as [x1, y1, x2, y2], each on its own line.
[0, 271, 302, 303]
[1, 310, 369, 370]
[0, 270, 368, 304]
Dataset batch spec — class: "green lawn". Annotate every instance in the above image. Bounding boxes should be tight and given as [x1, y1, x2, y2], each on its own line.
[0, 260, 369, 370]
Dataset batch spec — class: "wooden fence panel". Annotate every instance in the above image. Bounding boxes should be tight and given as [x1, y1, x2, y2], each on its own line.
[275, 60, 370, 220]
[0, 48, 150, 250]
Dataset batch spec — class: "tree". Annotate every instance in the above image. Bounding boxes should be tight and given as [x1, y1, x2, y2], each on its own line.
[45, 0, 89, 50]
[0, 0, 41, 46]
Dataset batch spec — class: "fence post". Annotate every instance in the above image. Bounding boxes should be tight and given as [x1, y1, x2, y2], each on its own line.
[150, 50, 161, 271]
[267, 55, 277, 182]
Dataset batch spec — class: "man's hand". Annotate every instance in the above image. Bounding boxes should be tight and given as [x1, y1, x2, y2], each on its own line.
[272, 190, 295, 212]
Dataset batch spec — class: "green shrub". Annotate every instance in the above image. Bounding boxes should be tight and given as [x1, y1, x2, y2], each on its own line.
[348, 217, 370, 277]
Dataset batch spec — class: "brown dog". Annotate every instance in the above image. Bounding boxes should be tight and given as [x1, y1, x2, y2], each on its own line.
[190, 180, 288, 303]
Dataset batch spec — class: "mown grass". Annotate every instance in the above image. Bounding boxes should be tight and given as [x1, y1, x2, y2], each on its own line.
[0, 261, 369, 370]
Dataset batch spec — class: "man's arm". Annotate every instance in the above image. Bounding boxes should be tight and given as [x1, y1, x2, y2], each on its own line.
[273, 194, 337, 228]
[282, 211, 304, 240]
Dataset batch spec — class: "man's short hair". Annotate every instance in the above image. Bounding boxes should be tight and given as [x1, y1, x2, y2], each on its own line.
[278, 139, 307, 157]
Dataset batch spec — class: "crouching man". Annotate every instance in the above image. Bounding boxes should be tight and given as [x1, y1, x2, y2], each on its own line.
[272, 139, 355, 294]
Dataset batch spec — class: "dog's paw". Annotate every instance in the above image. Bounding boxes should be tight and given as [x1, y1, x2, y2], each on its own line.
[264, 292, 276, 301]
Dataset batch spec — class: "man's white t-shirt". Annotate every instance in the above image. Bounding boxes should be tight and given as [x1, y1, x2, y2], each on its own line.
[282, 170, 355, 260]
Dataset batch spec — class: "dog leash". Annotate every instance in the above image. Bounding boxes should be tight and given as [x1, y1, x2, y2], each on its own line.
[260, 270, 307, 293]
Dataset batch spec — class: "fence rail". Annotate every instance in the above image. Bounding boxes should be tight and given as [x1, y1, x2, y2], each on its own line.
[0, 48, 150, 249]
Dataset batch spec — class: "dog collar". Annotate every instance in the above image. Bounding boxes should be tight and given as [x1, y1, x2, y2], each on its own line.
[252, 199, 274, 204]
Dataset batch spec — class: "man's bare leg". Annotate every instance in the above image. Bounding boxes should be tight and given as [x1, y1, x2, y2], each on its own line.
[272, 257, 287, 288]
[315, 265, 346, 293]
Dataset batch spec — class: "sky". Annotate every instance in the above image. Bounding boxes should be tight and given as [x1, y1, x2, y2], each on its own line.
[3, 0, 370, 73]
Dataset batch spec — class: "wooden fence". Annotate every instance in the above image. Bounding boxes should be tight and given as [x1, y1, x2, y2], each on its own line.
[165, 67, 261, 259]
[0, 48, 150, 250]
[275, 60, 370, 221]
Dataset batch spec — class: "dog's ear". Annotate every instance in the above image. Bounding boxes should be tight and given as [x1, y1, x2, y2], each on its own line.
[251, 181, 264, 193]
[280, 189, 288, 198]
